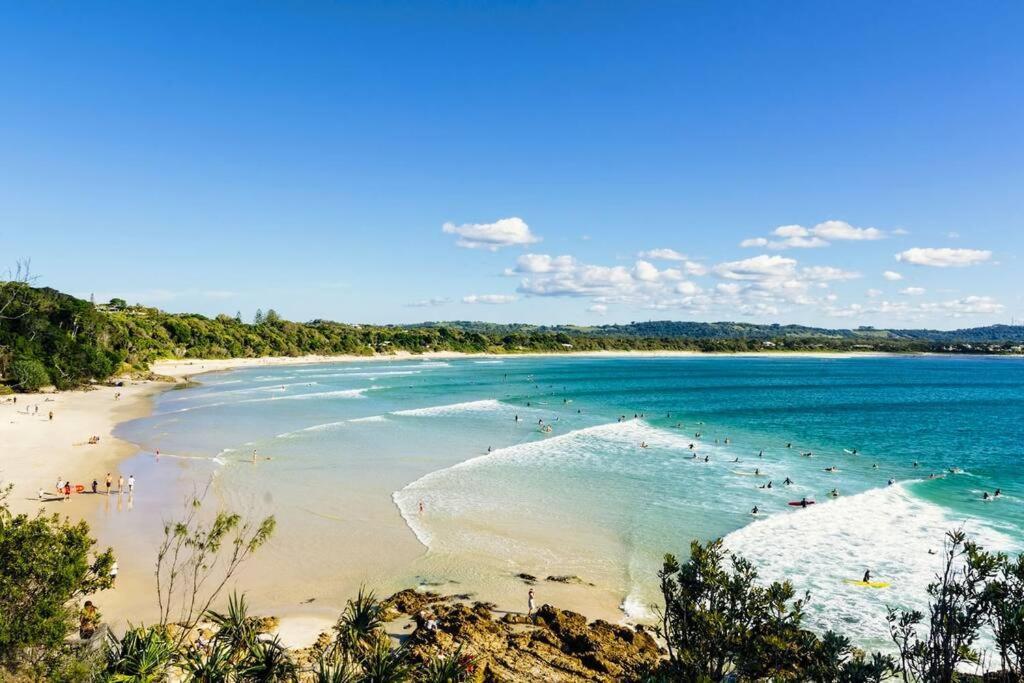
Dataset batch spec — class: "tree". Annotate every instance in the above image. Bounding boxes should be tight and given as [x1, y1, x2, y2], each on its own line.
[655, 538, 895, 681]
[235, 311, 243, 324]
[265, 309, 281, 324]
[988, 552, 1024, 678]
[888, 529, 1001, 683]
[154, 486, 275, 651]
[253, 309, 264, 325]
[0, 485, 115, 676]
[11, 358, 50, 391]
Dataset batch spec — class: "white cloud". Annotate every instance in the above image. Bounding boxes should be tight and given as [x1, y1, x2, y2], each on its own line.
[896, 247, 991, 267]
[800, 266, 861, 281]
[891, 228, 909, 235]
[442, 217, 540, 251]
[900, 287, 926, 296]
[774, 224, 809, 238]
[638, 248, 688, 261]
[462, 294, 517, 304]
[506, 253, 575, 274]
[587, 303, 608, 315]
[927, 295, 1003, 315]
[883, 270, 903, 281]
[866, 289, 882, 298]
[741, 219, 883, 250]
[740, 237, 768, 248]
[406, 297, 452, 307]
[713, 255, 797, 280]
[810, 220, 884, 241]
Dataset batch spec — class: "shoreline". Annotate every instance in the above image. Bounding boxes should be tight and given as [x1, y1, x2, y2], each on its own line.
[150, 348, 911, 382]
[3, 350, 1015, 653]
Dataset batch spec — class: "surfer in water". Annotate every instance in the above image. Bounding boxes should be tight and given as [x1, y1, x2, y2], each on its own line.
[862, 569, 871, 583]
[983, 491, 991, 500]
[754, 468, 761, 476]
[751, 505, 759, 515]
[830, 488, 839, 497]
[758, 449, 763, 458]
[800, 497, 809, 508]
[994, 488, 1002, 497]
[704, 454, 709, 462]
[783, 477, 793, 486]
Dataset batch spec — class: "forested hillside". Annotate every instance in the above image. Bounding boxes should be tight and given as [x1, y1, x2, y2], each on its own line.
[1, 283, 1021, 391]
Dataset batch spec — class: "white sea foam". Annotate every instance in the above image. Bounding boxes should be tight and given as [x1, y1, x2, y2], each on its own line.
[169, 387, 378, 413]
[472, 360, 504, 364]
[393, 420, 701, 549]
[392, 399, 508, 418]
[348, 415, 387, 423]
[164, 380, 319, 403]
[722, 482, 1017, 649]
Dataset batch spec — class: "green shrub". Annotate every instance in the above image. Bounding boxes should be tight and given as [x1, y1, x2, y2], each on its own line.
[11, 358, 50, 391]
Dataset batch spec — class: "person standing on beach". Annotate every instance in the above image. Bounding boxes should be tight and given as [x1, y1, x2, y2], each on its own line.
[48, 410, 53, 421]
[117, 475, 124, 494]
[127, 475, 135, 494]
[528, 589, 536, 616]
[63, 482, 71, 501]
[105, 473, 112, 494]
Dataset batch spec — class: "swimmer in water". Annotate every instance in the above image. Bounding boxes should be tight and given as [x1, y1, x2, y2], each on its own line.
[783, 477, 792, 486]
[994, 488, 1002, 497]
[704, 455, 709, 462]
[872, 463, 879, 469]
[751, 505, 759, 515]
[913, 461, 919, 468]
[754, 468, 761, 476]
[733, 457, 740, 463]
[887, 479, 895, 486]
[830, 488, 838, 497]
[758, 449, 763, 458]
[640, 442, 648, 449]
[786, 443, 792, 448]
[983, 492, 990, 500]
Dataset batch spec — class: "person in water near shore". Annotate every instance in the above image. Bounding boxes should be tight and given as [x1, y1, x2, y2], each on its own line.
[800, 497, 809, 507]
[128, 475, 135, 494]
[704, 454, 709, 462]
[862, 569, 872, 583]
[783, 477, 792, 485]
[754, 468, 760, 476]
[105, 473, 111, 494]
[983, 492, 990, 500]
[887, 479, 895, 486]
[830, 488, 838, 497]
[758, 449, 763, 457]
[751, 505, 759, 515]
[91, 479, 98, 494]
[786, 443, 791, 448]
[117, 475, 124, 494]
[994, 488, 1002, 497]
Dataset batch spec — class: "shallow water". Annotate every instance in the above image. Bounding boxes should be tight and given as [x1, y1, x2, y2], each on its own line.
[104, 355, 1023, 651]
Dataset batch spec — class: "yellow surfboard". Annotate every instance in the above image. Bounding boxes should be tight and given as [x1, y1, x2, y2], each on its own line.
[843, 579, 890, 588]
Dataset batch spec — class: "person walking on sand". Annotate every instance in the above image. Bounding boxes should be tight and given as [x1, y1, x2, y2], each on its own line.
[91, 479, 98, 494]
[63, 482, 71, 501]
[117, 475, 124, 495]
[105, 473, 112, 494]
[127, 475, 135, 494]
[528, 588, 536, 616]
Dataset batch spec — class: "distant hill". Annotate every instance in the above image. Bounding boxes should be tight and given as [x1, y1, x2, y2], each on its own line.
[408, 320, 1024, 343]
[1, 285, 1021, 391]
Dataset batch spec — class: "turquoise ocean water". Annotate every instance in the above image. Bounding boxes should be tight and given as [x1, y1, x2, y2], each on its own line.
[111, 355, 1023, 654]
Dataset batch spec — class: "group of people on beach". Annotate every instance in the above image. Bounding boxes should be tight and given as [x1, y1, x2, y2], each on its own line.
[43, 472, 135, 501]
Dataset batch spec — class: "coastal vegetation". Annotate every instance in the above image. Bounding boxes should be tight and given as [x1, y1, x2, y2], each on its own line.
[2, 472, 1021, 682]
[2, 282, 1023, 392]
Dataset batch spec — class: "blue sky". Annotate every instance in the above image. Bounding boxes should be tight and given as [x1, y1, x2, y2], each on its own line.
[2, 1, 1021, 328]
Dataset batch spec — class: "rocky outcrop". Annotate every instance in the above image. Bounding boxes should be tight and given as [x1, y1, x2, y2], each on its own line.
[388, 594, 662, 682]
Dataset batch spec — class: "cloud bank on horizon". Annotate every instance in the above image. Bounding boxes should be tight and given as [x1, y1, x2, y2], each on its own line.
[435, 216, 1005, 324]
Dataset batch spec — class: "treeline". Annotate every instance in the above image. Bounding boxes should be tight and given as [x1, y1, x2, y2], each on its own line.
[1, 283, 1022, 392]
